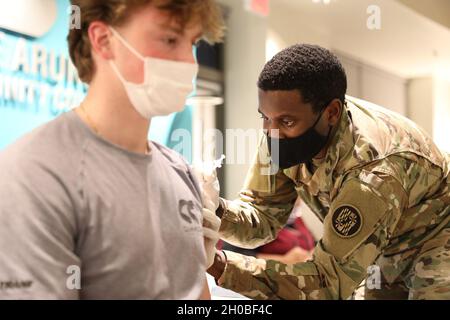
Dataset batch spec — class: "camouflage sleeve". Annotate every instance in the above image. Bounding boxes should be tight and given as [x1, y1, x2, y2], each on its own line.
[219, 136, 298, 249]
[218, 171, 408, 300]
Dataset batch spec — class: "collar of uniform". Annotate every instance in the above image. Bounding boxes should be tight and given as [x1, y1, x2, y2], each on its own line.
[292, 100, 355, 195]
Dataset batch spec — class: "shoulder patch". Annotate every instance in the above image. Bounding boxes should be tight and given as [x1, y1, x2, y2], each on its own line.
[331, 205, 363, 238]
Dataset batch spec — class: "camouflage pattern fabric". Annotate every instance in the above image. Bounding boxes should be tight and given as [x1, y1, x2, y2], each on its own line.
[218, 96, 450, 300]
[365, 226, 450, 300]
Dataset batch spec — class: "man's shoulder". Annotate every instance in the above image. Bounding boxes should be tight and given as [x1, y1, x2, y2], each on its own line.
[0, 112, 82, 177]
[354, 153, 443, 185]
[151, 141, 190, 171]
[150, 142, 202, 199]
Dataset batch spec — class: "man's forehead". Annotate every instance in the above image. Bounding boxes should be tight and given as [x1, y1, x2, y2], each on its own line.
[154, 10, 203, 36]
[259, 90, 313, 116]
[259, 89, 302, 100]
[259, 90, 302, 108]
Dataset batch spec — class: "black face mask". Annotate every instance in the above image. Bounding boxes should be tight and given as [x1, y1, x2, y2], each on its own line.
[267, 109, 332, 169]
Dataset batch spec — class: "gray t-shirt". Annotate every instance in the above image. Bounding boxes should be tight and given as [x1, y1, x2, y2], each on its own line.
[0, 110, 206, 299]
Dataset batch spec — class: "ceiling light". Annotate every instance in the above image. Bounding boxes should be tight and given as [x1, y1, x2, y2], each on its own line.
[312, 0, 333, 5]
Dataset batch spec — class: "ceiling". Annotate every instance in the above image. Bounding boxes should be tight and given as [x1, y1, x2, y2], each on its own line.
[397, 0, 450, 30]
[271, 0, 450, 78]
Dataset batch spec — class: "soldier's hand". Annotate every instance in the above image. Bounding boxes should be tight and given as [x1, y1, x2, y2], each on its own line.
[283, 247, 313, 264]
[207, 250, 227, 284]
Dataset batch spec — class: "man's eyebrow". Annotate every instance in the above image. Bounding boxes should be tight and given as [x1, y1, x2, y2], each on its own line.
[277, 113, 296, 118]
[258, 109, 296, 119]
[168, 26, 184, 34]
[157, 23, 203, 43]
[158, 22, 184, 34]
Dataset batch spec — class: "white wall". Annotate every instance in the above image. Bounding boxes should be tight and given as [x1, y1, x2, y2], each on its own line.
[267, 4, 408, 115]
[267, 4, 331, 61]
[360, 65, 407, 115]
[336, 54, 362, 98]
[407, 77, 434, 136]
[433, 76, 450, 153]
[396, 0, 450, 30]
[217, 0, 268, 199]
[407, 74, 450, 153]
[336, 52, 407, 115]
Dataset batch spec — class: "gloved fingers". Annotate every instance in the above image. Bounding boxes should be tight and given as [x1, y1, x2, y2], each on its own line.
[203, 226, 220, 242]
[191, 155, 225, 185]
[203, 217, 221, 234]
[203, 208, 221, 231]
[202, 195, 219, 212]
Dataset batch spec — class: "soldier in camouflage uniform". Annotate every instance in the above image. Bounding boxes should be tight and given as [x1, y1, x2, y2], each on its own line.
[207, 44, 450, 300]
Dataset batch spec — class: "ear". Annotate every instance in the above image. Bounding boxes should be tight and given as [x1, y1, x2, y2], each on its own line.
[325, 99, 343, 126]
[88, 21, 114, 60]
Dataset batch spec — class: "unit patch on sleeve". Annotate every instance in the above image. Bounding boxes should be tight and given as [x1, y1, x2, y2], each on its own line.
[331, 205, 363, 238]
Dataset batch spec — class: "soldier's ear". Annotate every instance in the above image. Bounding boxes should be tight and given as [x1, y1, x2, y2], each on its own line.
[326, 99, 342, 126]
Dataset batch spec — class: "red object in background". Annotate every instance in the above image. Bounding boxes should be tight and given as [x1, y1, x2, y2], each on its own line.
[258, 218, 315, 254]
[245, 0, 270, 17]
[216, 217, 315, 254]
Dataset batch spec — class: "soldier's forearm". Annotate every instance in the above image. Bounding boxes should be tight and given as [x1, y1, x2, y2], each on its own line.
[217, 250, 334, 300]
[217, 198, 292, 249]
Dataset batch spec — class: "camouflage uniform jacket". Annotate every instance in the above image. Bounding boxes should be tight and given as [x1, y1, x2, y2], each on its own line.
[218, 96, 450, 299]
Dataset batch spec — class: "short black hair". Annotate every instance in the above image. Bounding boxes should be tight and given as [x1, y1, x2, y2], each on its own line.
[258, 44, 347, 113]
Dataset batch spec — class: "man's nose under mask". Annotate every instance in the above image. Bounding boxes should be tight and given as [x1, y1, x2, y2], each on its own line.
[109, 27, 199, 119]
[267, 110, 332, 169]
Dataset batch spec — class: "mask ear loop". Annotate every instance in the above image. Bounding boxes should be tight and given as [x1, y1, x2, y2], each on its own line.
[109, 60, 128, 84]
[109, 27, 147, 85]
[311, 102, 330, 129]
[319, 101, 340, 149]
[324, 124, 333, 142]
[310, 102, 334, 160]
[109, 27, 146, 61]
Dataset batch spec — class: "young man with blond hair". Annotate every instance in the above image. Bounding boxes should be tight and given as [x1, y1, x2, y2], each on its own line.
[0, 0, 224, 299]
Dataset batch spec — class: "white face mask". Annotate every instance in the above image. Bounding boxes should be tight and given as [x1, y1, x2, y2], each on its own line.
[109, 27, 198, 119]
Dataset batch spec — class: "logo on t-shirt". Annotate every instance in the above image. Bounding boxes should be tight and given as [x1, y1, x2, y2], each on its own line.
[179, 199, 202, 234]
[0, 280, 33, 290]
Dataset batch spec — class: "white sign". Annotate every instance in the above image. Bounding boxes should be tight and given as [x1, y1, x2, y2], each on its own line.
[0, 31, 86, 114]
[0, 0, 58, 38]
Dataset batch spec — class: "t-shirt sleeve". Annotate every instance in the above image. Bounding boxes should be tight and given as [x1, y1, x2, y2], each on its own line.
[0, 157, 80, 299]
